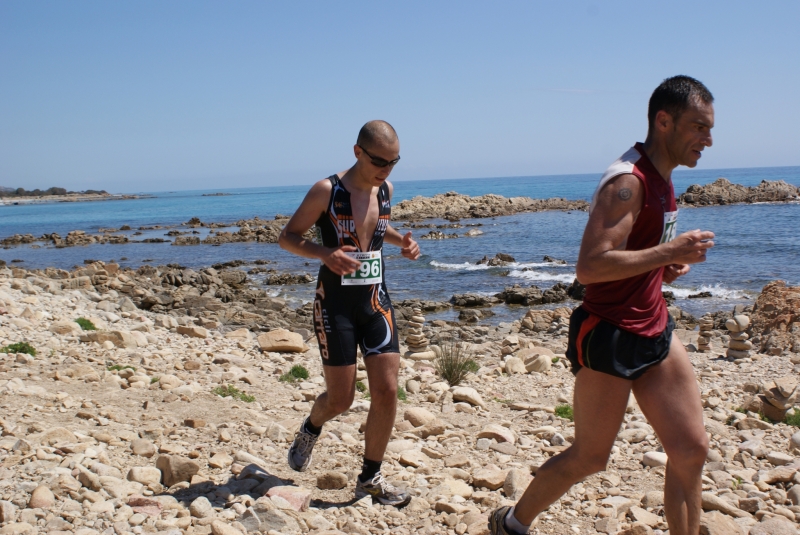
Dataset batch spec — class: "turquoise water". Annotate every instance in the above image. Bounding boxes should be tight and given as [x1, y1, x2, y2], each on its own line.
[2, 165, 799, 323]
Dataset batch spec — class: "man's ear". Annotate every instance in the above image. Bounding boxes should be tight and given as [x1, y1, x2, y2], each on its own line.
[654, 110, 674, 133]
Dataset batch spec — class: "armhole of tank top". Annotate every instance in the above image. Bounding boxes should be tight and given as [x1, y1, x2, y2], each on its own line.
[315, 175, 339, 229]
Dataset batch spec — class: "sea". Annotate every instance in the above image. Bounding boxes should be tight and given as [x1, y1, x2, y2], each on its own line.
[2, 165, 799, 325]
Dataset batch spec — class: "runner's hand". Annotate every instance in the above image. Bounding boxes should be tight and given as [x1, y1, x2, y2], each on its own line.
[663, 263, 690, 284]
[667, 230, 714, 265]
[322, 246, 362, 275]
[401, 232, 420, 260]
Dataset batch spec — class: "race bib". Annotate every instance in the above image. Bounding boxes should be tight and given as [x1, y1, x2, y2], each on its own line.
[341, 251, 382, 286]
[660, 210, 678, 244]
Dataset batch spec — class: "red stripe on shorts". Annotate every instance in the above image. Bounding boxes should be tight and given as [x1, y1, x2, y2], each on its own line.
[576, 313, 602, 367]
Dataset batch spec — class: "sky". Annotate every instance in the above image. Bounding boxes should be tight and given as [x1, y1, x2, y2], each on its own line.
[1, 2, 799, 193]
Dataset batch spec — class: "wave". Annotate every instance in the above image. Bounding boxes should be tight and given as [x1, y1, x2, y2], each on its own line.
[429, 260, 567, 271]
[507, 269, 576, 284]
[663, 283, 751, 300]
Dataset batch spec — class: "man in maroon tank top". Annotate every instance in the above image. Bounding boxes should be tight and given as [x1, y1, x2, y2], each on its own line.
[490, 76, 715, 535]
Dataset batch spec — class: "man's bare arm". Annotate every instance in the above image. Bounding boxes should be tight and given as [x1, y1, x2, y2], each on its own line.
[576, 174, 713, 285]
[278, 179, 361, 275]
[384, 182, 420, 259]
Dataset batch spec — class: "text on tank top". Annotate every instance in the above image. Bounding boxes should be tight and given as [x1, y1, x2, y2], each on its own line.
[582, 143, 678, 337]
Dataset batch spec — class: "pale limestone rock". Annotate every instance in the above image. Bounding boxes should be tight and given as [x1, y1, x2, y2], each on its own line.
[257, 329, 307, 353]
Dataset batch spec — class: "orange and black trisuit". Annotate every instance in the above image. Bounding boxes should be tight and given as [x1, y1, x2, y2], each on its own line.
[312, 174, 398, 366]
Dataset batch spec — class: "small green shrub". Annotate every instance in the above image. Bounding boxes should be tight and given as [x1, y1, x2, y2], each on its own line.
[356, 381, 367, 393]
[75, 317, 97, 331]
[465, 359, 480, 373]
[785, 411, 800, 427]
[434, 334, 475, 386]
[289, 365, 309, 380]
[280, 365, 310, 383]
[107, 364, 136, 372]
[1, 342, 36, 356]
[150, 377, 160, 384]
[551, 356, 560, 364]
[555, 404, 574, 422]
[397, 386, 407, 402]
[212, 385, 255, 403]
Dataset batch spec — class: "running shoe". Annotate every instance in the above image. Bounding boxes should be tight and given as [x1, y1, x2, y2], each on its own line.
[488, 506, 516, 535]
[287, 417, 319, 472]
[354, 472, 411, 506]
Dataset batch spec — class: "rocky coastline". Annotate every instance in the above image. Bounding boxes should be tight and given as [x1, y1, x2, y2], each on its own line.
[2, 256, 800, 535]
[2, 178, 798, 249]
[0, 193, 146, 206]
[678, 178, 800, 207]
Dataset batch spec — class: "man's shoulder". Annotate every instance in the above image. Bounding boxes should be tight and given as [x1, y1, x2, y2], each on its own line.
[601, 146, 645, 183]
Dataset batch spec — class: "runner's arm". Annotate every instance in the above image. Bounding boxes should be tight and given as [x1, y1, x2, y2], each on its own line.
[384, 181, 420, 259]
[576, 174, 713, 285]
[278, 179, 361, 274]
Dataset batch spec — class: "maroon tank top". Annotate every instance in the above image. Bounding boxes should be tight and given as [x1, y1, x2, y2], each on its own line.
[582, 143, 678, 337]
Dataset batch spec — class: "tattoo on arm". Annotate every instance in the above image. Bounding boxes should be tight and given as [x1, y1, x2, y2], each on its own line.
[618, 188, 632, 201]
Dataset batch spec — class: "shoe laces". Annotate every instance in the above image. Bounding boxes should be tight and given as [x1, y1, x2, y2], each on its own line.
[295, 428, 318, 456]
[369, 472, 400, 494]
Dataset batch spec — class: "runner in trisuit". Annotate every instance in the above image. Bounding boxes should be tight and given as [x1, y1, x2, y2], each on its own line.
[490, 76, 716, 535]
[278, 120, 420, 506]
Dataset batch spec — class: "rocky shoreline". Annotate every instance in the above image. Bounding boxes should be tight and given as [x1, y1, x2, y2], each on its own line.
[2, 179, 798, 249]
[0, 194, 146, 206]
[678, 179, 800, 207]
[2, 258, 800, 534]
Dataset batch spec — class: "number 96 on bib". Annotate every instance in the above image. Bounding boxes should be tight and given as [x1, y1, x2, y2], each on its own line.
[341, 251, 383, 286]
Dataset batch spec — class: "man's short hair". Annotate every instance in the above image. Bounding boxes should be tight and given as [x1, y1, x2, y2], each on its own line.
[648, 76, 714, 129]
[356, 120, 398, 149]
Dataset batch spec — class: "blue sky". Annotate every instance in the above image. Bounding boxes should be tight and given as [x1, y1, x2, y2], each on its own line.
[1, 2, 798, 193]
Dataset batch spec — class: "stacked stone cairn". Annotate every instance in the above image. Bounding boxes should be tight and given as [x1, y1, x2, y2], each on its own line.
[404, 307, 436, 361]
[697, 316, 714, 352]
[725, 314, 752, 361]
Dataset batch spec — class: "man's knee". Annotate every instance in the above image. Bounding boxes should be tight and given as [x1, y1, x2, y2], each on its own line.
[666, 434, 709, 470]
[326, 393, 355, 415]
[370, 383, 398, 405]
[567, 447, 612, 478]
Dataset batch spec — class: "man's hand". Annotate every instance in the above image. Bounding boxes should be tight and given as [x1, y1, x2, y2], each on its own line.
[400, 232, 420, 260]
[667, 230, 715, 265]
[663, 264, 690, 284]
[321, 246, 362, 275]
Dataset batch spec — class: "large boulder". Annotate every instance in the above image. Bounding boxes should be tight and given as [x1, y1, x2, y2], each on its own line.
[258, 329, 307, 353]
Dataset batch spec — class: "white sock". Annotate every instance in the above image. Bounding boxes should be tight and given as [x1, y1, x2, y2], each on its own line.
[504, 506, 530, 534]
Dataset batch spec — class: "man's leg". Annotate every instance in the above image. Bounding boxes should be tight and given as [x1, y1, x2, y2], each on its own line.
[309, 364, 357, 427]
[509, 367, 632, 527]
[362, 352, 400, 462]
[632, 335, 708, 535]
[288, 364, 356, 472]
[355, 352, 410, 506]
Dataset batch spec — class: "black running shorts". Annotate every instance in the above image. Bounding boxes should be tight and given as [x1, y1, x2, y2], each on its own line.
[312, 277, 399, 367]
[565, 306, 675, 380]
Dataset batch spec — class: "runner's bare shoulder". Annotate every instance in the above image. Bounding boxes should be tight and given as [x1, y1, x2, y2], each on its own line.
[594, 173, 644, 213]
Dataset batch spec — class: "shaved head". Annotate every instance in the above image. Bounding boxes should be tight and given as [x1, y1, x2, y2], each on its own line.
[356, 120, 398, 149]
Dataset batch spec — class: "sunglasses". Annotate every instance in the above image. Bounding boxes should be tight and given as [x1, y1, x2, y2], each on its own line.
[358, 145, 401, 168]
